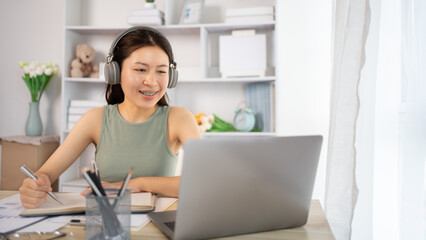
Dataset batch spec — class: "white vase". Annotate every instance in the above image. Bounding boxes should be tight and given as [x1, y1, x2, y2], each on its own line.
[144, 2, 156, 9]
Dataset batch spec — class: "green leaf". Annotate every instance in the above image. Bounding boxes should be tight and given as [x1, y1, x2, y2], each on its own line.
[207, 115, 237, 132]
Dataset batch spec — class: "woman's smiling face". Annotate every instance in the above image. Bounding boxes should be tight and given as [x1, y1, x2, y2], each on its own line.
[120, 45, 170, 109]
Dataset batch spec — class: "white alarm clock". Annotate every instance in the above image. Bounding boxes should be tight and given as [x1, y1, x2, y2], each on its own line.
[233, 106, 256, 132]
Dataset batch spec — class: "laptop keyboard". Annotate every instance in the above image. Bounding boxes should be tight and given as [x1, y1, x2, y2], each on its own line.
[164, 221, 176, 231]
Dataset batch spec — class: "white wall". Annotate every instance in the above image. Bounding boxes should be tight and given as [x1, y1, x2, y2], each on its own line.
[276, 0, 332, 204]
[0, 0, 63, 180]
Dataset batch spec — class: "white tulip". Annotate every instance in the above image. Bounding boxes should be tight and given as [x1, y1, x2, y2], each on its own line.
[36, 67, 43, 76]
[207, 114, 214, 123]
[204, 122, 212, 130]
[23, 66, 30, 74]
[200, 115, 209, 125]
[19, 61, 26, 68]
[29, 71, 36, 78]
[29, 62, 36, 70]
[199, 125, 207, 132]
[44, 68, 53, 76]
[53, 65, 59, 74]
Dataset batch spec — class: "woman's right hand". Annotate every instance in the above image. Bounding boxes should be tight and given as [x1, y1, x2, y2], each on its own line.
[19, 174, 52, 209]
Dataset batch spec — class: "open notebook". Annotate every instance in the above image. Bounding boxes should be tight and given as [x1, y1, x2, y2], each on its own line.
[20, 192, 156, 217]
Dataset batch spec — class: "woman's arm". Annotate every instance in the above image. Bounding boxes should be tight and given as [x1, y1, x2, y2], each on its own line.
[19, 107, 103, 208]
[99, 176, 180, 197]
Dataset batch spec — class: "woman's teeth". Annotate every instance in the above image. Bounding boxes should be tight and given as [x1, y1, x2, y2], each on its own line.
[139, 91, 157, 96]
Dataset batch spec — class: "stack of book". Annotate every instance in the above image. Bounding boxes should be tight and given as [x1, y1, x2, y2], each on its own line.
[67, 100, 106, 131]
[225, 6, 275, 24]
[127, 8, 164, 26]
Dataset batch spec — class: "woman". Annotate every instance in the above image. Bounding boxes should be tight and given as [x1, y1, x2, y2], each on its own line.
[19, 27, 201, 209]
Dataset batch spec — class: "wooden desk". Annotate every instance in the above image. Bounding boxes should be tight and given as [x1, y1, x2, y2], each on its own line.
[1, 191, 335, 239]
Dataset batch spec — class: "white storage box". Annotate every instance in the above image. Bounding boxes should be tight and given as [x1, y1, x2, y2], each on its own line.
[219, 34, 266, 78]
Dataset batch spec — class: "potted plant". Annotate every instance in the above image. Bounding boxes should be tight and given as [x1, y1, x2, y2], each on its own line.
[19, 61, 58, 136]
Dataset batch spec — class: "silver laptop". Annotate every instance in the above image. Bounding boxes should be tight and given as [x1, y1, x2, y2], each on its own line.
[148, 135, 322, 240]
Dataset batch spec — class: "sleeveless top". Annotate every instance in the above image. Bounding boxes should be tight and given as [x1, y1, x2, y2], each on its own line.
[95, 104, 178, 182]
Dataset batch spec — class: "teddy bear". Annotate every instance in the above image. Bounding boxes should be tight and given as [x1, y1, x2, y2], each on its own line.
[70, 44, 99, 78]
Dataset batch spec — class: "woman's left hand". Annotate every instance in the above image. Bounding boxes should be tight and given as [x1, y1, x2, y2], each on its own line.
[101, 180, 142, 193]
[80, 178, 144, 195]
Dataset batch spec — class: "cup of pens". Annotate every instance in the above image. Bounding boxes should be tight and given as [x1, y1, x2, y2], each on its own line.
[85, 189, 131, 240]
[82, 167, 133, 240]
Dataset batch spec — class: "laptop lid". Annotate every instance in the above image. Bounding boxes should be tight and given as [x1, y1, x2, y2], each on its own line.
[173, 135, 323, 240]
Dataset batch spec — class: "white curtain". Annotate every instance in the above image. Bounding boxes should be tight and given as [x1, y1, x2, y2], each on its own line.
[325, 0, 370, 239]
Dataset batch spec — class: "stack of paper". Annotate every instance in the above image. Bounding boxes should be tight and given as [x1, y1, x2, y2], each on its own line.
[245, 82, 275, 132]
[225, 6, 275, 24]
[128, 8, 164, 26]
[67, 100, 106, 131]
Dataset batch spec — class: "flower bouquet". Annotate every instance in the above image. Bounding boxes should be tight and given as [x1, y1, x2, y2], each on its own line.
[194, 113, 237, 132]
[19, 61, 58, 102]
[19, 61, 58, 136]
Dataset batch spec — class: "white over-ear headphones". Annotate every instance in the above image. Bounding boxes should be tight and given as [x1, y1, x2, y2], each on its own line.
[104, 26, 178, 88]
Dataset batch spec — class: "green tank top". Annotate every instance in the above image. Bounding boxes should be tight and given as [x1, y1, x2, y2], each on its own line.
[95, 104, 178, 182]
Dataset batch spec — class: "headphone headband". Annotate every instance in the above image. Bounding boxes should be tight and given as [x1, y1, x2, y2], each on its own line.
[107, 26, 175, 63]
[104, 26, 178, 88]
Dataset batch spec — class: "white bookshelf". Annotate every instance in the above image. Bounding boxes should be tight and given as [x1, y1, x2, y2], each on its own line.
[60, 0, 277, 190]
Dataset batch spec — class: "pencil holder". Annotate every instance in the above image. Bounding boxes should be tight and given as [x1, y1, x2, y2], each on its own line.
[85, 190, 131, 240]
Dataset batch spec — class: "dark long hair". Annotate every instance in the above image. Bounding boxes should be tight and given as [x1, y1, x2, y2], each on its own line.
[105, 28, 173, 106]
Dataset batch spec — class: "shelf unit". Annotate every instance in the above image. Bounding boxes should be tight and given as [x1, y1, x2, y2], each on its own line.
[60, 0, 277, 190]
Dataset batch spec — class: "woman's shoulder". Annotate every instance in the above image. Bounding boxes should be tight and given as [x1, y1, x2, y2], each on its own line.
[168, 106, 194, 119]
[168, 106, 201, 143]
[80, 106, 104, 124]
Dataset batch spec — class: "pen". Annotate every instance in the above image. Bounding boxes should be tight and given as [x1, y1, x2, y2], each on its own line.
[112, 168, 133, 209]
[20, 165, 63, 205]
[117, 168, 133, 197]
[82, 169, 104, 197]
[92, 160, 99, 178]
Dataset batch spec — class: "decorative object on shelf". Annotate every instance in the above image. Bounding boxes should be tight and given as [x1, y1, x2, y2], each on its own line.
[194, 113, 237, 132]
[128, 0, 164, 26]
[233, 102, 256, 132]
[225, 6, 275, 24]
[180, 0, 205, 24]
[19, 61, 58, 136]
[219, 29, 267, 78]
[70, 44, 99, 78]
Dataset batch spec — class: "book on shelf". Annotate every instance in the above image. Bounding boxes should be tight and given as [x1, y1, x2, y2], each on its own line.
[69, 99, 106, 108]
[225, 15, 275, 24]
[67, 107, 93, 115]
[245, 82, 275, 132]
[128, 15, 164, 26]
[225, 6, 275, 24]
[21, 192, 156, 217]
[67, 100, 106, 131]
[225, 6, 275, 17]
[127, 8, 164, 26]
[67, 122, 76, 131]
[67, 114, 82, 122]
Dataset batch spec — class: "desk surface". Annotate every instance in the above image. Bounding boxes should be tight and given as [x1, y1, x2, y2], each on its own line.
[1, 191, 335, 240]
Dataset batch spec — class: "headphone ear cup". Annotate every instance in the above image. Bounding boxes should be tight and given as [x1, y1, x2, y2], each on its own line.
[168, 67, 178, 88]
[104, 61, 121, 85]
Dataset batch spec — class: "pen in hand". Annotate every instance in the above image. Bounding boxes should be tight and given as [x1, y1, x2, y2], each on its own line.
[20, 164, 63, 205]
